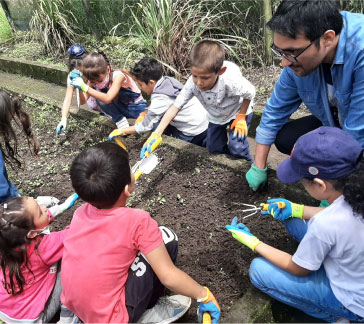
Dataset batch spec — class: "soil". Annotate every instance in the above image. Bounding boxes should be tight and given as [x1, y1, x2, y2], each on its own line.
[9, 97, 302, 322]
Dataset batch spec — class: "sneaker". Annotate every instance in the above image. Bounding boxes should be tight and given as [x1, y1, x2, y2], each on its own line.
[116, 117, 130, 129]
[137, 295, 191, 324]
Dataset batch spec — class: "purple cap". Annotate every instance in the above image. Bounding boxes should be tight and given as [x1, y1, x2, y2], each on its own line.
[277, 126, 363, 183]
[67, 44, 85, 57]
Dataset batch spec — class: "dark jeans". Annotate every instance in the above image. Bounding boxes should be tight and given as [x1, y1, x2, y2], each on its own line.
[207, 113, 253, 161]
[164, 125, 207, 147]
[275, 115, 323, 155]
[97, 88, 147, 123]
[126, 226, 178, 323]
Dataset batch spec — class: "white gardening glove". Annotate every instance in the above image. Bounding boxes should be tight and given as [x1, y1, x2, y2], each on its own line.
[36, 196, 60, 208]
[49, 193, 79, 217]
[57, 117, 67, 135]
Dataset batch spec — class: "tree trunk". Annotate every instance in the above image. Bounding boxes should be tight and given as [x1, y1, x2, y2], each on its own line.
[262, 0, 273, 65]
[0, 0, 15, 32]
[81, 0, 101, 39]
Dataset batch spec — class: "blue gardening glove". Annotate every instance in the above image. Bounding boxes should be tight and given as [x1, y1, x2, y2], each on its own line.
[140, 132, 162, 158]
[70, 69, 82, 80]
[197, 287, 221, 323]
[48, 193, 79, 217]
[245, 164, 267, 191]
[71, 77, 89, 93]
[226, 217, 262, 251]
[56, 117, 67, 135]
[262, 198, 304, 221]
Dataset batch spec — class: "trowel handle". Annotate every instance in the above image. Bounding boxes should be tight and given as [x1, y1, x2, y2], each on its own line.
[134, 169, 143, 182]
[260, 201, 286, 211]
[202, 313, 211, 323]
[114, 137, 127, 151]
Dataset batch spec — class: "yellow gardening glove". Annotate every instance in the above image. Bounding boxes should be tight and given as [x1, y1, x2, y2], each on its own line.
[231, 113, 247, 142]
[140, 132, 162, 158]
[135, 110, 147, 124]
[108, 128, 125, 141]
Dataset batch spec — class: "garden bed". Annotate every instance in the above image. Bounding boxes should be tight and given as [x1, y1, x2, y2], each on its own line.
[10, 97, 314, 322]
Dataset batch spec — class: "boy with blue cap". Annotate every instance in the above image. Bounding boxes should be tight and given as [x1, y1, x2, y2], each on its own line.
[226, 126, 364, 322]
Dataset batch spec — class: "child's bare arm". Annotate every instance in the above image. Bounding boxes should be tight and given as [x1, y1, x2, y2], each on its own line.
[153, 105, 180, 136]
[146, 244, 207, 300]
[239, 99, 251, 115]
[61, 85, 75, 119]
[255, 243, 311, 276]
[87, 75, 124, 104]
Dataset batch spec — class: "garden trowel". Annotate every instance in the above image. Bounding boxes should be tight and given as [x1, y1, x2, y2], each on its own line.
[132, 152, 159, 182]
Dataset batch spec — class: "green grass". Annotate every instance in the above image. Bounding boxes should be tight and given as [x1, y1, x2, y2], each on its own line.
[0, 7, 12, 42]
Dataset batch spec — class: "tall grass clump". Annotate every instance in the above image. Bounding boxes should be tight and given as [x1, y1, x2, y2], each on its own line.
[127, 0, 246, 78]
[29, 0, 79, 56]
[0, 7, 12, 42]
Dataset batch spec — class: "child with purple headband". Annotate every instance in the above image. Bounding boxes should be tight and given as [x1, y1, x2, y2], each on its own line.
[226, 126, 364, 322]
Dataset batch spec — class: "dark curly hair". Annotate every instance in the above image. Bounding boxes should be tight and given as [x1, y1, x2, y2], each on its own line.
[0, 90, 39, 169]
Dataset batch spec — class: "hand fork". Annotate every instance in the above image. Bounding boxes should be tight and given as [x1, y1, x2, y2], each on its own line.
[242, 201, 286, 219]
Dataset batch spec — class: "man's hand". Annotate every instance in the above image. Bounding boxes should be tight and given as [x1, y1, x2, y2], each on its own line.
[226, 217, 262, 251]
[231, 113, 247, 142]
[71, 77, 89, 93]
[135, 110, 147, 124]
[197, 287, 221, 324]
[140, 132, 162, 158]
[262, 198, 304, 220]
[56, 117, 67, 135]
[245, 164, 267, 191]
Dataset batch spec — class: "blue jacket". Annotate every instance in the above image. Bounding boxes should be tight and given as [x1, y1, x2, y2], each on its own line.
[0, 150, 19, 203]
[256, 11, 364, 147]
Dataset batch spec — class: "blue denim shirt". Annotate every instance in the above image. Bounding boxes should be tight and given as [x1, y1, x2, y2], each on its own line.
[256, 11, 364, 147]
[0, 150, 19, 203]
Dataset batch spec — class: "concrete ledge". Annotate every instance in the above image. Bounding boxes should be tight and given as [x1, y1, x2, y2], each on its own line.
[0, 56, 68, 86]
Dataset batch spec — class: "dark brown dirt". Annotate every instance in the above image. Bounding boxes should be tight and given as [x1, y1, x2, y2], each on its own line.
[9, 97, 309, 322]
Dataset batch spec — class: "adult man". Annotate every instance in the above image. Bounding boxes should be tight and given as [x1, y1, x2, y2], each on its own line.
[246, 0, 364, 191]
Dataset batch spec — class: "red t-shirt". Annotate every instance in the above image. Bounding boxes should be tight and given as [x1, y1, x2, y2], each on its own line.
[61, 204, 162, 323]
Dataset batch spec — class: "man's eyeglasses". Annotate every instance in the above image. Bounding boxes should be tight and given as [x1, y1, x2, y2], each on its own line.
[270, 40, 317, 63]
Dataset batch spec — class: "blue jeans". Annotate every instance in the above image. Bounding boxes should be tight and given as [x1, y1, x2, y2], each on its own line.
[97, 88, 147, 123]
[207, 113, 253, 161]
[249, 218, 364, 322]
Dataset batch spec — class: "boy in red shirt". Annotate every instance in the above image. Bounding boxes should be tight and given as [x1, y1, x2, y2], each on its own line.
[61, 142, 220, 323]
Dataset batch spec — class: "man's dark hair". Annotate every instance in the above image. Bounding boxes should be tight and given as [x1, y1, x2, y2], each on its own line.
[70, 142, 131, 209]
[267, 0, 343, 44]
[190, 40, 225, 73]
[130, 57, 163, 84]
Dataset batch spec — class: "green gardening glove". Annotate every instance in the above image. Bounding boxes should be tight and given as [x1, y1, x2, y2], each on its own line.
[71, 77, 89, 93]
[261, 198, 304, 221]
[245, 164, 267, 191]
[225, 217, 262, 251]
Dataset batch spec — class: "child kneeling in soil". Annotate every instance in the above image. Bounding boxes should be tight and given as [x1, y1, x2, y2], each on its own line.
[0, 195, 78, 323]
[61, 142, 220, 323]
[70, 51, 147, 129]
[140, 40, 255, 160]
[226, 126, 364, 322]
[108, 57, 208, 147]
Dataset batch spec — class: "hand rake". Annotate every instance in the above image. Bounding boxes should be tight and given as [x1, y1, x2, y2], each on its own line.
[241, 201, 286, 219]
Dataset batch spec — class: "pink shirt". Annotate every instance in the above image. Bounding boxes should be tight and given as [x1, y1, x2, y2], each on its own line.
[61, 204, 162, 323]
[0, 229, 69, 320]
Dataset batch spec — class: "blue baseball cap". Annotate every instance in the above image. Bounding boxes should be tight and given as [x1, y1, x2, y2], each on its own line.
[277, 126, 363, 183]
[67, 44, 85, 57]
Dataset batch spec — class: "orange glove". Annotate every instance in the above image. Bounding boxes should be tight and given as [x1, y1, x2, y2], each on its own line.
[197, 287, 221, 323]
[231, 113, 247, 142]
[135, 110, 147, 124]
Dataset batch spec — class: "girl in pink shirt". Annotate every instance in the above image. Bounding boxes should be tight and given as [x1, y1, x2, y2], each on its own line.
[0, 196, 74, 323]
[70, 51, 147, 129]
